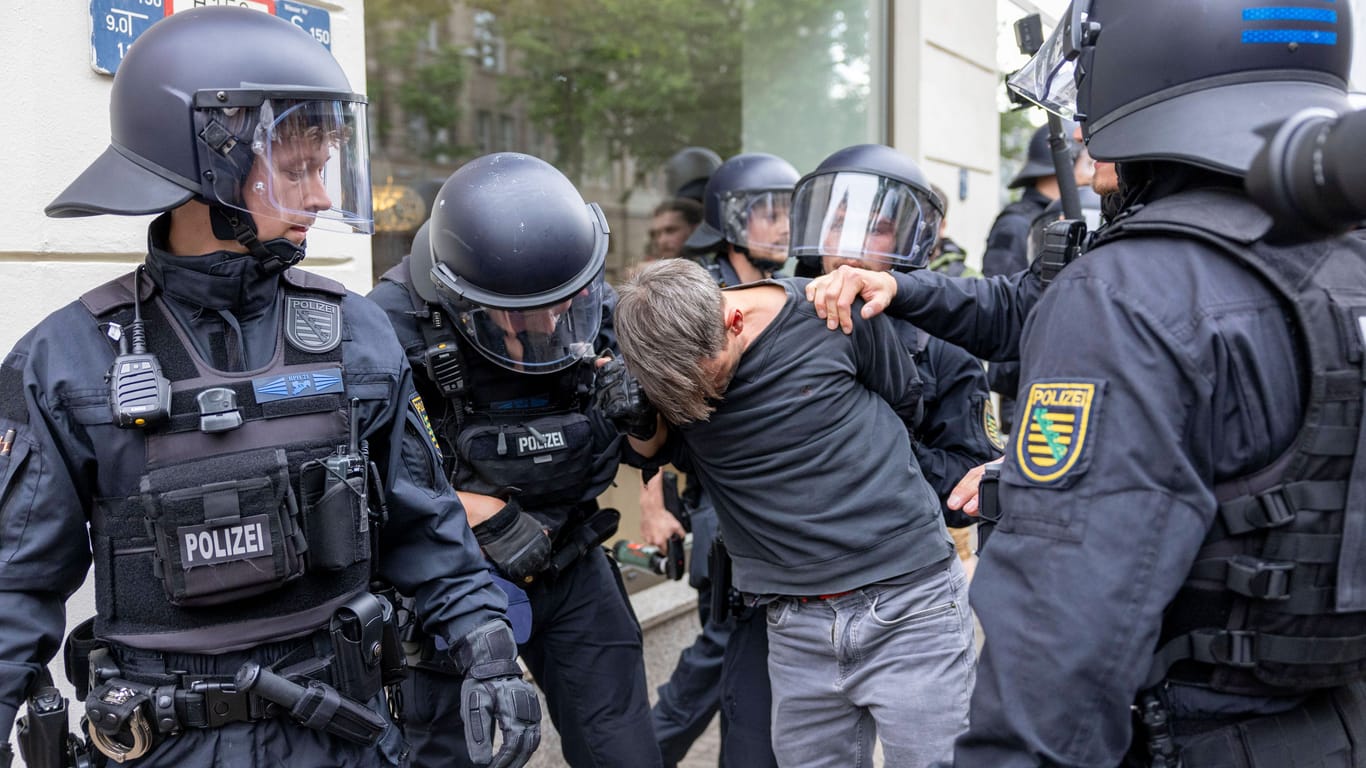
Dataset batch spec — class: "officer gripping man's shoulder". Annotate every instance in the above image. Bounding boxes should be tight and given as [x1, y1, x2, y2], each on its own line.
[368, 153, 664, 768]
[807, 3, 1366, 765]
[1, 7, 539, 767]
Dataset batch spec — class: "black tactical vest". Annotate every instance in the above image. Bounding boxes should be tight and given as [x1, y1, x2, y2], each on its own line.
[1095, 188, 1366, 696]
[82, 269, 373, 652]
[380, 262, 602, 514]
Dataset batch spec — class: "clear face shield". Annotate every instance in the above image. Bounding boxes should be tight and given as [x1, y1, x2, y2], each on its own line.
[433, 269, 606, 374]
[1006, 1, 1091, 119]
[790, 172, 942, 270]
[720, 190, 793, 263]
[194, 95, 373, 234]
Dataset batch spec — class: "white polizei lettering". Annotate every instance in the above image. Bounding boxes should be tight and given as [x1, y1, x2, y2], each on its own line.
[518, 430, 566, 453]
[182, 521, 270, 565]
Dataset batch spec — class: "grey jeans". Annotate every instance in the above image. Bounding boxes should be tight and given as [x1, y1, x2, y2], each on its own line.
[765, 557, 975, 768]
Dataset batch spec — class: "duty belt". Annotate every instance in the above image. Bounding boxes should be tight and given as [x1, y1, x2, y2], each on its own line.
[68, 592, 407, 762]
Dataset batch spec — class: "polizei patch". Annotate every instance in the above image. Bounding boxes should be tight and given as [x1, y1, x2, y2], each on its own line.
[178, 514, 273, 567]
[285, 296, 342, 353]
[515, 427, 566, 456]
[1016, 381, 1099, 485]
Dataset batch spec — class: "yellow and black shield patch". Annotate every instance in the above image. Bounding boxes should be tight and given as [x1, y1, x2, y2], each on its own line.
[410, 394, 441, 450]
[983, 399, 1005, 451]
[1016, 381, 1097, 485]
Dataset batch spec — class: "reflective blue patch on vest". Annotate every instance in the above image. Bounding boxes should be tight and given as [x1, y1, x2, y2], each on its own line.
[253, 368, 345, 403]
[1243, 7, 1337, 23]
[1242, 4, 1338, 45]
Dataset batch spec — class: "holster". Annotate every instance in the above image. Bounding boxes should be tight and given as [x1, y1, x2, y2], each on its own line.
[976, 464, 1002, 554]
[16, 671, 91, 768]
[234, 662, 386, 746]
[1147, 683, 1366, 768]
[542, 507, 621, 581]
[709, 535, 735, 623]
[329, 592, 407, 703]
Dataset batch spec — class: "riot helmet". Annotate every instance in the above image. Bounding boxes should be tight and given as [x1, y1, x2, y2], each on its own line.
[1009, 122, 1077, 188]
[684, 153, 799, 270]
[428, 153, 608, 374]
[664, 147, 724, 202]
[46, 7, 371, 266]
[1009, 0, 1352, 176]
[790, 144, 943, 273]
[407, 220, 439, 304]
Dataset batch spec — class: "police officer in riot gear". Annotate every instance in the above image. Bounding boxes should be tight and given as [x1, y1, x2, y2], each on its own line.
[791, 143, 1001, 516]
[368, 152, 662, 768]
[664, 146, 724, 203]
[3, 7, 539, 768]
[809, 1, 1366, 765]
[684, 153, 800, 286]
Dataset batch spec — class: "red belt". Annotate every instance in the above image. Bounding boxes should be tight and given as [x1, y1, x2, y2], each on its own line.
[795, 590, 855, 603]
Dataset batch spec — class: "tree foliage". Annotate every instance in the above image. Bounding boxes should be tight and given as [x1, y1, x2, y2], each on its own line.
[366, 0, 468, 162]
[469, 0, 746, 185]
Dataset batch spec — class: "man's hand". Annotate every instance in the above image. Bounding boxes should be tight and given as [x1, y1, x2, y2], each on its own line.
[946, 457, 1005, 517]
[639, 472, 686, 548]
[454, 622, 541, 768]
[803, 265, 898, 334]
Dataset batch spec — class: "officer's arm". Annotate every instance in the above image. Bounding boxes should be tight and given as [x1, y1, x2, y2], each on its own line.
[849, 308, 923, 430]
[955, 273, 1213, 766]
[980, 210, 1031, 278]
[911, 340, 1001, 526]
[884, 267, 1042, 362]
[370, 362, 508, 645]
[597, 283, 620, 355]
[0, 345, 94, 739]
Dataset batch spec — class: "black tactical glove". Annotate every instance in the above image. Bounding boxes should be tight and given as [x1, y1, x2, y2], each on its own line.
[594, 355, 659, 440]
[473, 498, 552, 585]
[453, 621, 541, 768]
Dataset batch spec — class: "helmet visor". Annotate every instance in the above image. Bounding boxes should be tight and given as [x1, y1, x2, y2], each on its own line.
[1007, 14, 1080, 119]
[447, 274, 605, 374]
[720, 190, 793, 262]
[195, 98, 373, 234]
[790, 172, 942, 270]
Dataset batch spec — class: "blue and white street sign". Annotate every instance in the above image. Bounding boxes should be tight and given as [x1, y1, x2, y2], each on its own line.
[90, 0, 332, 76]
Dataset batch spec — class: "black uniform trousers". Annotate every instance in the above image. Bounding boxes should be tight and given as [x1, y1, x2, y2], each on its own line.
[402, 547, 660, 767]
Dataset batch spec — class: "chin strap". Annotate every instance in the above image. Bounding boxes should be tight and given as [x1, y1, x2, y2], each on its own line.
[208, 204, 306, 274]
[735, 245, 785, 278]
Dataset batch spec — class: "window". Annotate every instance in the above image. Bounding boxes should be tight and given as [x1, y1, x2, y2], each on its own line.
[473, 10, 506, 73]
[366, 0, 887, 284]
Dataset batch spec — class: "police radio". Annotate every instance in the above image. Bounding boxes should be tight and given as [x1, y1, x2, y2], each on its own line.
[1038, 218, 1089, 287]
[424, 310, 468, 399]
[109, 267, 171, 429]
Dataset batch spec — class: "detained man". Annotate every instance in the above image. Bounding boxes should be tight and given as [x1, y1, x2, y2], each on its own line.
[615, 253, 974, 765]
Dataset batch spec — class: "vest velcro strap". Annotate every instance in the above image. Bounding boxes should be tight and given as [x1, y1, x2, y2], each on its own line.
[1264, 532, 1343, 564]
[1150, 629, 1366, 687]
[1219, 481, 1346, 535]
[1322, 370, 1361, 401]
[1309, 427, 1359, 456]
[1257, 632, 1366, 666]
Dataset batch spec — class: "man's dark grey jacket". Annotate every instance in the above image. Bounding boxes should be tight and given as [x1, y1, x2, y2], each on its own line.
[669, 279, 952, 595]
